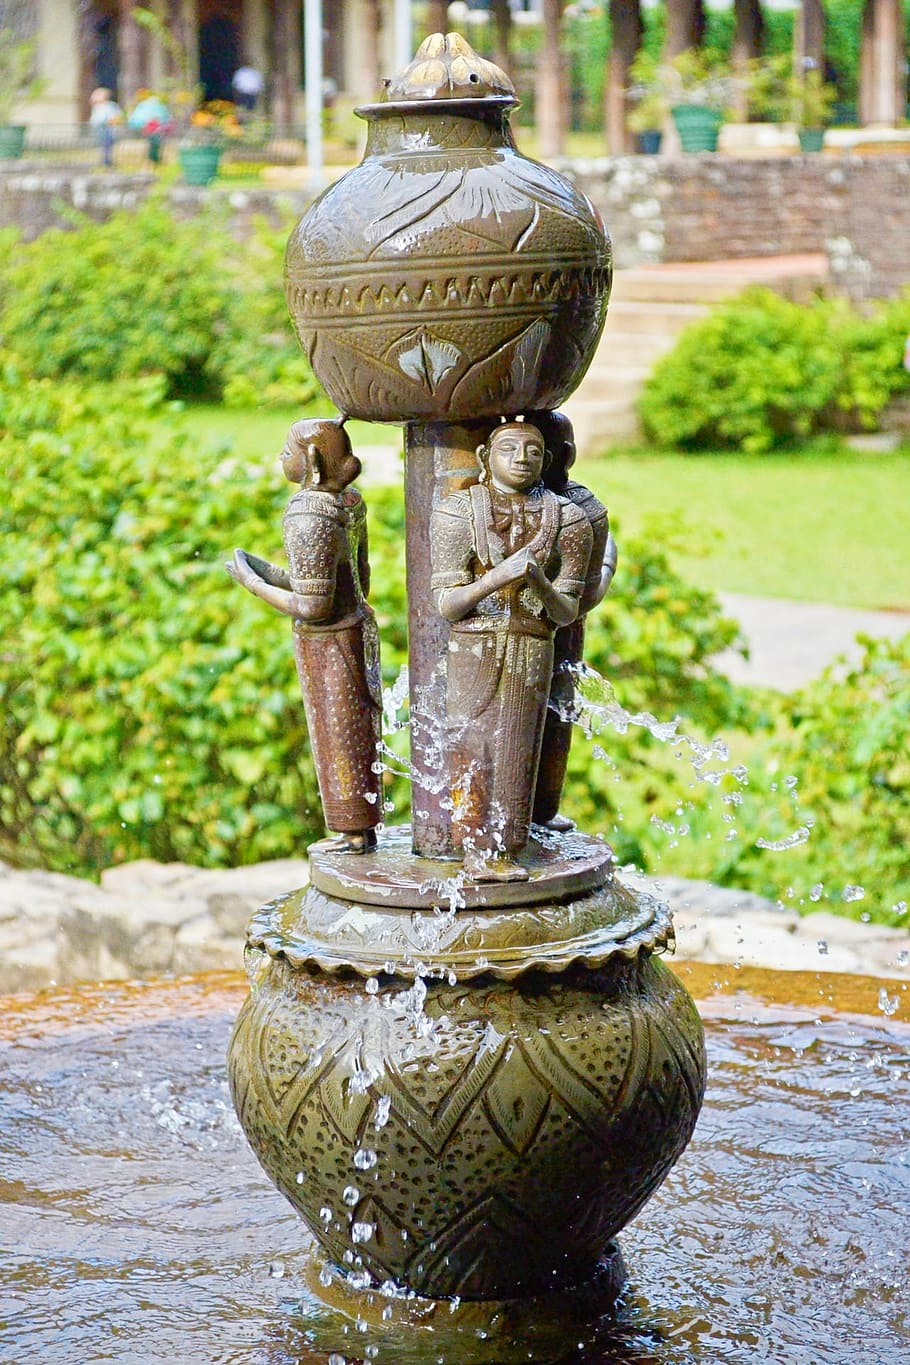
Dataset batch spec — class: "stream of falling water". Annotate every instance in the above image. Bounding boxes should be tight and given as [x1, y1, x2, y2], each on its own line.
[374, 660, 889, 927]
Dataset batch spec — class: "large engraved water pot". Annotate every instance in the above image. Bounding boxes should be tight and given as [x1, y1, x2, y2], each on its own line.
[284, 34, 612, 422]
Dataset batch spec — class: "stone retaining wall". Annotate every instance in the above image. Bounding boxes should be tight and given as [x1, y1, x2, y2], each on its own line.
[2, 858, 906, 996]
[3, 155, 909, 300]
[557, 153, 910, 301]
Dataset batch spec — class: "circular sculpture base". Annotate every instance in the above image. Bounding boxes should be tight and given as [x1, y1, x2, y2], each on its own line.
[308, 824, 615, 911]
[248, 836, 669, 983]
[228, 875, 705, 1302]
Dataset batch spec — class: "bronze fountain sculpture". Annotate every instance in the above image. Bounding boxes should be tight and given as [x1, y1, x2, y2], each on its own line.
[226, 31, 705, 1343]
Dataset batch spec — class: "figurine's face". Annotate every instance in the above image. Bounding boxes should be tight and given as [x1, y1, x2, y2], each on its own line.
[487, 426, 545, 494]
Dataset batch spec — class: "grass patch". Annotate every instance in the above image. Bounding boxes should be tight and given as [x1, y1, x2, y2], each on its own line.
[579, 442, 910, 611]
[166, 406, 910, 611]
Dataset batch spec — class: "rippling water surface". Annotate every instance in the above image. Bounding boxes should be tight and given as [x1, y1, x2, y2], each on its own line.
[1, 966, 907, 1364]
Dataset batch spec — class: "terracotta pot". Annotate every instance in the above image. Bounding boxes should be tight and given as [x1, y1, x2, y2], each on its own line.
[227, 883, 706, 1301]
[285, 88, 612, 422]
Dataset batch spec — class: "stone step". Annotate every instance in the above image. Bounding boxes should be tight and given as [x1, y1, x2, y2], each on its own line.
[603, 299, 709, 335]
[613, 252, 828, 305]
[573, 363, 653, 404]
[561, 395, 641, 454]
[590, 329, 680, 367]
[564, 254, 830, 453]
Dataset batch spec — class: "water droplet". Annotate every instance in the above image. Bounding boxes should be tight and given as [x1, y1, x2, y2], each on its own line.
[320, 1205, 332, 1224]
[328, 1355, 347, 1365]
[295, 1171, 304, 1185]
[365, 977, 379, 996]
[817, 940, 828, 956]
[342, 1185, 360, 1207]
[382, 1305, 393, 1321]
[268, 1260, 285, 1279]
[354, 1148, 378, 1170]
[756, 825, 811, 851]
[878, 988, 900, 1018]
[374, 1095, 392, 1129]
[894, 901, 908, 918]
[810, 883, 824, 902]
[842, 885, 865, 903]
[352, 1221, 375, 1244]
[319, 1266, 333, 1287]
[896, 951, 908, 968]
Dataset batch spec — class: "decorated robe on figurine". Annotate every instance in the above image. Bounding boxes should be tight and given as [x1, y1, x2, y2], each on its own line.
[431, 468, 592, 874]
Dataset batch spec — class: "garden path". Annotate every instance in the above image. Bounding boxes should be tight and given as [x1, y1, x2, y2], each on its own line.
[713, 591, 910, 690]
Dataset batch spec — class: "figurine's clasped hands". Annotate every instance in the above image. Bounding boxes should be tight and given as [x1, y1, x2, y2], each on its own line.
[493, 545, 539, 590]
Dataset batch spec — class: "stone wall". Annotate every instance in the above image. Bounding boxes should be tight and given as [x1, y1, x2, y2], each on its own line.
[558, 153, 910, 302]
[0, 164, 313, 242]
[2, 155, 909, 300]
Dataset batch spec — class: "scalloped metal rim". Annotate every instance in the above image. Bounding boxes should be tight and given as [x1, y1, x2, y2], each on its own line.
[245, 885, 675, 983]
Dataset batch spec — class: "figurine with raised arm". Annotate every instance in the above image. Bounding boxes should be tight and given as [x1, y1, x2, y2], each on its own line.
[227, 418, 381, 853]
[531, 410, 618, 832]
[430, 420, 593, 882]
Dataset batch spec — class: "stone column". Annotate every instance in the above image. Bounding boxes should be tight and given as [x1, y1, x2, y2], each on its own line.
[664, 0, 706, 59]
[362, 0, 383, 103]
[425, 1, 449, 38]
[536, 0, 566, 161]
[490, 0, 512, 75]
[404, 420, 492, 859]
[794, 0, 825, 78]
[271, 0, 301, 130]
[242, 0, 269, 73]
[606, 0, 642, 155]
[28, 0, 81, 123]
[859, 0, 906, 126]
[118, 0, 145, 106]
[732, 0, 764, 121]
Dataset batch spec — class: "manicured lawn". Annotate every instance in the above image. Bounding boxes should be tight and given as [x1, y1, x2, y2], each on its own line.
[170, 405, 910, 611]
[581, 445, 910, 611]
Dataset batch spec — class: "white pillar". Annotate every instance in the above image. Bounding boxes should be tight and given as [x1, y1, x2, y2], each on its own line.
[304, 0, 324, 184]
[393, 0, 413, 72]
[25, 0, 80, 124]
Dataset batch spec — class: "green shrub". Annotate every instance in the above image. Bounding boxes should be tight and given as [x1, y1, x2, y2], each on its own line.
[700, 634, 910, 924]
[0, 200, 320, 407]
[639, 287, 910, 453]
[639, 289, 843, 453]
[0, 369, 743, 877]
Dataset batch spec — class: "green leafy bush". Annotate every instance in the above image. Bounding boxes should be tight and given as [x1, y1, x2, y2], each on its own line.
[0, 368, 743, 877]
[701, 634, 910, 924]
[639, 287, 910, 453]
[0, 200, 320, 407]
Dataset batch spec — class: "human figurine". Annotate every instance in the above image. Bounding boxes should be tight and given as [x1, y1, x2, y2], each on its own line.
[430, 421, 593, 882]
[530, 410, 618, 832]
[226, 419, 381, 853]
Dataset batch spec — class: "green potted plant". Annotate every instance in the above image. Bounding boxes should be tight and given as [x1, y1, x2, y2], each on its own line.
[748, 55, 836, 153]
[0, 29, 46, 160]
[132, 5, 232, 185]
[178, 100, 243, 184]
[791, 67, 837, 152]
[664, 48, 736, 152]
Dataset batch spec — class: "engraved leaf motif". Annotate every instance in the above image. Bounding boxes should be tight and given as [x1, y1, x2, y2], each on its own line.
[393, 330, 464, 392]
[509, 318, 551, 397]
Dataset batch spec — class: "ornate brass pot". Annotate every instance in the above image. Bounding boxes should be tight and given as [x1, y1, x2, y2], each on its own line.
[227, 881, 706, 1301]
[284, 45, 612, 422]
